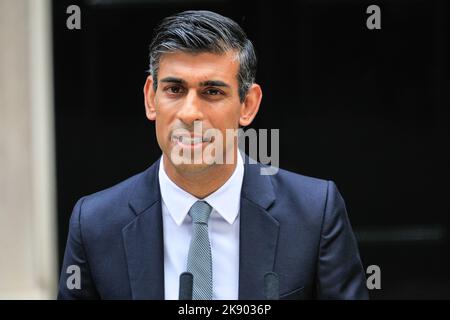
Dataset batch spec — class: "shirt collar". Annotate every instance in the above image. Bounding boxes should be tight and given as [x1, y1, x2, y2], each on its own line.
[158, 152, 244, 226]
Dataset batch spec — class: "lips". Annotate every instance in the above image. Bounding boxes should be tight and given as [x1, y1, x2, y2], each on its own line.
[172, 134, 214, 145]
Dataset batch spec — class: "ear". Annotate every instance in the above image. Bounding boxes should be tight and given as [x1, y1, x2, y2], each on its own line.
[239, 83, 262, 127]
[143, 75, 156, 121]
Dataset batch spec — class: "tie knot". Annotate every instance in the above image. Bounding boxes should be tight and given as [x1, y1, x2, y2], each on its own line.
[188, 201, 212, 224]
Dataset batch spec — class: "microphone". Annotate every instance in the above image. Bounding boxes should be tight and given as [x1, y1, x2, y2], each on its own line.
[179, 272, 193, 300]
[264, 272, 279, 300]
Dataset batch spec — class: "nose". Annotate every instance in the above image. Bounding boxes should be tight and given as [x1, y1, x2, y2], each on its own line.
[177, 90, 204, 126]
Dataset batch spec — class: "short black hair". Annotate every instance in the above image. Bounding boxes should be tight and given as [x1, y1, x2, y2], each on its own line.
[148, 10, 257, 102]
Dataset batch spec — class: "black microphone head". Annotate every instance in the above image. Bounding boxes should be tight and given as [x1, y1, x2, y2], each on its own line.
[264, 272, 279, 300]
[179, 272, 193, 300]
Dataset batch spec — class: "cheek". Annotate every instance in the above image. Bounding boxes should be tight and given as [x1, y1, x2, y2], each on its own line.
[154, 102, 173, 127]
[155, 113, 170, 141]
[210, 105, 241, 127]
[154, 121, 164, 143]
[222, 113, 241, 130]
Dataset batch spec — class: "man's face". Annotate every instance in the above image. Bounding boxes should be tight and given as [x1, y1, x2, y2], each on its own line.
[144, 51, 245, 174]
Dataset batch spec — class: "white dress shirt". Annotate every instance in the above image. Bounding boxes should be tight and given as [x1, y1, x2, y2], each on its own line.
[159, 152, 244, 300]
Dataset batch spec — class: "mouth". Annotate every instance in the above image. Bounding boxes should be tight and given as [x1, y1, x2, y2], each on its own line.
[171, 134, 214, 149]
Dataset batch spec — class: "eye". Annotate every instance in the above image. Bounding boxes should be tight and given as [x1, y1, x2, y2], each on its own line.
[204, 88, 223, 96]
[164, 85, 184, 95]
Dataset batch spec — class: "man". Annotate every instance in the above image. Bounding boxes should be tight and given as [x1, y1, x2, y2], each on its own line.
[58, 10, 368, 300]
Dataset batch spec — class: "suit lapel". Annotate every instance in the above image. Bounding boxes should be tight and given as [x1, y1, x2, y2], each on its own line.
[239, 155, 279, 299]
[121, 154, 279, 300]
[122, 159, 165, 299]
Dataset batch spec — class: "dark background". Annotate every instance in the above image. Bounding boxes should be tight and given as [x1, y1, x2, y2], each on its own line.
[52, 0, 450, 299]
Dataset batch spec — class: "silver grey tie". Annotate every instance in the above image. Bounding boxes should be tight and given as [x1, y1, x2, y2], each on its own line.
[186, 200, 213, 300]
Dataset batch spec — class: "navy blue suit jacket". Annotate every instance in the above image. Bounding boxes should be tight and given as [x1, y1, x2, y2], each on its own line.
[58, 155, 369, 299]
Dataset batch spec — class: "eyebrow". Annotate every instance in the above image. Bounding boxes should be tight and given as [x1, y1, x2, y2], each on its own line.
[159, 77, 231, 88]
[199, 80, 230, 88]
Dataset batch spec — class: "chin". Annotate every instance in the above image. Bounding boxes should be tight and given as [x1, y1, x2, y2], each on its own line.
[174, 162, 214, 175]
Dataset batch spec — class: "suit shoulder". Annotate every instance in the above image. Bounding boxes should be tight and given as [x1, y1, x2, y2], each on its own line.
[85, 171, 143, 206]
[269, 167, 337, 216]
[75, 168, 150, 226]
[272, 167, 330, 196]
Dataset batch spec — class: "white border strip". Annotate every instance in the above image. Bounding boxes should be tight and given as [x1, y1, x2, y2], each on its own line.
[28, 0, 57, 299]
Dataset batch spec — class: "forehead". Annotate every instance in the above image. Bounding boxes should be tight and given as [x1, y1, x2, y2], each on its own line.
[158, 51, 239, 85]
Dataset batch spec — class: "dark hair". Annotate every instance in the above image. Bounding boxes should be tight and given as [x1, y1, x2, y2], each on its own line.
[148, 10, 257, 102]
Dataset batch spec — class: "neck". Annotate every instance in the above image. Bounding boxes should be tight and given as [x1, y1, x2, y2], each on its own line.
[163, 150, 239, 199]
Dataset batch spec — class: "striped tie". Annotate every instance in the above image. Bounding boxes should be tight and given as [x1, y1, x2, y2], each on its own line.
[186, 201, 213, 300]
